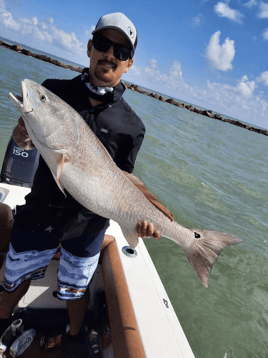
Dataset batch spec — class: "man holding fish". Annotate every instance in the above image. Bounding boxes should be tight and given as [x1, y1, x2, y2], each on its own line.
[0, 12, 173, 357]
[1, 10, 243, 357]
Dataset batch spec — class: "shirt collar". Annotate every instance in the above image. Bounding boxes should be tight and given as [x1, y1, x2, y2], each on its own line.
[80, 68, 125, 104]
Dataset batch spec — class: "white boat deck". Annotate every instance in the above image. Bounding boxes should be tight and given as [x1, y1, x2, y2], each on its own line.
[105, 221, 195, 358]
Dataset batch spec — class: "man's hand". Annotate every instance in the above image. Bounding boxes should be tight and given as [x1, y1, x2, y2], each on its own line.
[12, 117, 35, 150]
[136, 221, 161, 240]
[123, 171, 172, 241]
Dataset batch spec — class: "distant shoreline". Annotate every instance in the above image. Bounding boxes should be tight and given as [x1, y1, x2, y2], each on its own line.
[1, 40, 267, 137]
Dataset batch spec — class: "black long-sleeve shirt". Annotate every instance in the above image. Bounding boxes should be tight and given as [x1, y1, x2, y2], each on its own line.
[14, 69, 145, 241]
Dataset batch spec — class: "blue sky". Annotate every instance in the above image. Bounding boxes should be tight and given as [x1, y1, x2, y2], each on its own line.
[1, 0, 268, 129]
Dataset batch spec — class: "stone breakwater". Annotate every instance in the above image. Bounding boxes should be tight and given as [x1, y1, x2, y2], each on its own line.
[124, 84, 268, 137]
[0, 41, 84, 73]
[1, 40, 267, 137]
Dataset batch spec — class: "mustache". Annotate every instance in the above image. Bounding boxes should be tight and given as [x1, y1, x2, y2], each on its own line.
[97, 59, 117, 68]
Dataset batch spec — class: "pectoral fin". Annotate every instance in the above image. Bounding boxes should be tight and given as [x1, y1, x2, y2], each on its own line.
[52, 153, 67, 196]
[57, 154, 67, 182]
[52, 172, 66, 196]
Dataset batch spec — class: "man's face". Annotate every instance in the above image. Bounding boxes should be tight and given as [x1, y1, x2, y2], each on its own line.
[87, 28, 134, 87]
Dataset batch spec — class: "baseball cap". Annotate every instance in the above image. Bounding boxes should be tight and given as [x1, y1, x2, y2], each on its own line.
[92, 13, 138, 54]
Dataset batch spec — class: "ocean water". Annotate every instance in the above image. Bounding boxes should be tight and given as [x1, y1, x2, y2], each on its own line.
[0, 45, 268, 358]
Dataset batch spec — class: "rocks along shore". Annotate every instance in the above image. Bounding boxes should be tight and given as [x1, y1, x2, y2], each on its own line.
[1, 40, 267, 137]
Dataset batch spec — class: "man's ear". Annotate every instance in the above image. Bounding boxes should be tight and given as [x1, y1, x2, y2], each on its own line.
[87, 39, 93, 58]
[124, 58, 134, 73]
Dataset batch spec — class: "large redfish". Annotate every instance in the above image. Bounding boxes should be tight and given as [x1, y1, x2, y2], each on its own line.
[9, 80, 243, 287]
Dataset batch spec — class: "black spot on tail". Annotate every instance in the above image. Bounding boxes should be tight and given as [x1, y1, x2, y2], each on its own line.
[195, 232, 201, 239]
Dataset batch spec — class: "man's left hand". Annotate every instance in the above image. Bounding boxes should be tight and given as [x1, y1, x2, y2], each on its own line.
[136, 221, 160, 240]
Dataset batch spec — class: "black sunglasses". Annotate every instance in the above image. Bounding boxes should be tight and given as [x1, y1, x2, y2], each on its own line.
[92, 34, 133, 61]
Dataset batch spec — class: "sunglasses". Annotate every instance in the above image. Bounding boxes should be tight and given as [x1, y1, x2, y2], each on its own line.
[92, 34, 133, 61]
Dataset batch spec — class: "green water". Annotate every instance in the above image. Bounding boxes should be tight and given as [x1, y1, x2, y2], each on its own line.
[1, 45, 268, 358]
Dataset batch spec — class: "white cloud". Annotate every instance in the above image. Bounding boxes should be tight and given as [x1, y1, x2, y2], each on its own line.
[263, 27, 268, 39]
[128, 59, 268, 127]
[168, 61, 182, 77]
[85, 29, 91, 37]
[132, 59, 187, 91]
[192, 14, 206, 27]
[85, 26, 95, 37]
[0, 7, 20, 31]
[214, 2, 245, 23]
[202, 78, 264, 115]
[167, 61, 186, 89]
[194, 76, 256, 103]
[18, 17, 38, 26]
[187, 76, 267, 127]
[49, 27, 81, 51]
[0, 0, 84, 55]
[258, 2, 268, 18]
[243, 0, 258, 8]
[192, 16, 201, 26]
[41, 22, 48, 31]
[236, 75, 256, 97]
[150, 59, 158, 69]
[257, 71, 268, 86]
[205, 30, 235, 71]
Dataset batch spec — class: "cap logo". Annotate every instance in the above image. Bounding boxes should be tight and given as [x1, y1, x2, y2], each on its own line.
[128, 27, 134, 39]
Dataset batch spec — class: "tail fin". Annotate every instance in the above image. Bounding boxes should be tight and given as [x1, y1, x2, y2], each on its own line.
[184, 229, 243, 288]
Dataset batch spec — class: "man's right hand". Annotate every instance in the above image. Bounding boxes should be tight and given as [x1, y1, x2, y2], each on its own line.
[12, 117, 35, 150]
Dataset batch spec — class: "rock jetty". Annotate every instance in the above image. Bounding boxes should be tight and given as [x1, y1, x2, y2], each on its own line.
[1, 39, 267, 137]
[123, 83, 268, 137]
[0, 40, 83, 73]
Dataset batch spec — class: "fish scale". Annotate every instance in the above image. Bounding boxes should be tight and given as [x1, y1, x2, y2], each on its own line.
[9, 79, 243, 287]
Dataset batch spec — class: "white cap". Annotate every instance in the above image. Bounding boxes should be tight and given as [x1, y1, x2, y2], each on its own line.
[92, 12, 138, 55]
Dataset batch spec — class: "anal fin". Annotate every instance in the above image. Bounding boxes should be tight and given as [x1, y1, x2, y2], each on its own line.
[120, 226, 140, 248]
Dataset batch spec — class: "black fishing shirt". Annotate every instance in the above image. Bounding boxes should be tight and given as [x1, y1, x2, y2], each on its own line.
[14, 69, 145, 241]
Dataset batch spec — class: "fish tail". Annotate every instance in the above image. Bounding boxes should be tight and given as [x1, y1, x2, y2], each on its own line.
[183, 229, 243, 288]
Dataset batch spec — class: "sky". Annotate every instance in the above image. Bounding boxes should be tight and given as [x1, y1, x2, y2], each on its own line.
[1, 0, 268, 129]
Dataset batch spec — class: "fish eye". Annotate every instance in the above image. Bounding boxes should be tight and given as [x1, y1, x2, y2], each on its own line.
[40, 94, 47, 102]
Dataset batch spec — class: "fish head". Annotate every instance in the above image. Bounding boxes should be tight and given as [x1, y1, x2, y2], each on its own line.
[9, 79, 80, 151]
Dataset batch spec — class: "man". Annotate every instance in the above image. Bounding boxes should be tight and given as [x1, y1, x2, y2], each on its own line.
[0, 13, 172, 357]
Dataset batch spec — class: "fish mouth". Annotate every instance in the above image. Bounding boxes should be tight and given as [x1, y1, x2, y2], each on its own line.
[9, 93, 23, 109]
[9, 81, 33, 113]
